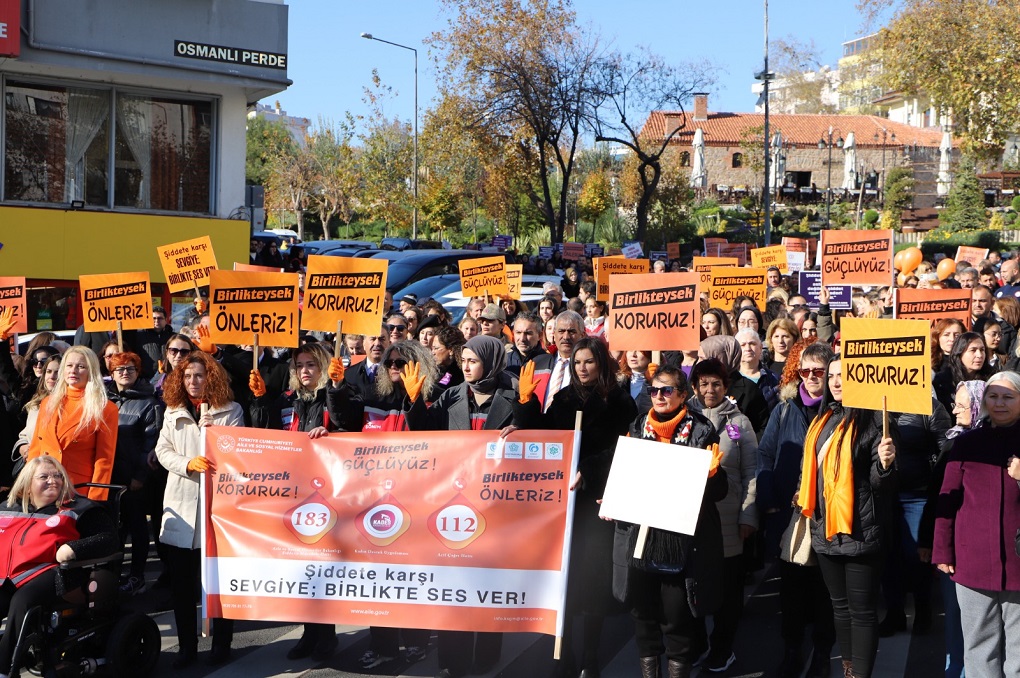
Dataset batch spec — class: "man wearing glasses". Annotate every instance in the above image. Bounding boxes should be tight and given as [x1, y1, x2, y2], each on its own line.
[135, 306, 174, 379]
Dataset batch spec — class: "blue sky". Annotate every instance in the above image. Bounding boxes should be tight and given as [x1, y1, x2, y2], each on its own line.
[271, 1, 882, 132]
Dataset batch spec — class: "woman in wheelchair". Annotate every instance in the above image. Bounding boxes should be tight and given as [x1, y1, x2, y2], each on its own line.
[0, 456, 117, 677]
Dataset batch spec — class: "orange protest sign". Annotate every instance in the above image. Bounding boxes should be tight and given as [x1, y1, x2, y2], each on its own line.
[717, 242, 749, 265]
[234, 262, 283, 273]
[301, 256, 388, 336]
[156, 236, 218, 292]
[692, 257, 739, 289]
[954, 245, 988, 265]
[703, 237, 726, 256]
[608, 272, 700, 351]
[79, 272, 153, 331]
[840, 317, 932, 416]
[751, 245, 789, 274]
[562, 242, 585, 260]
[505, 264, 523, 300]
[666, 242, 680, 260]
[708, 267, 767, 310]
[782, 236, 817, 263]
[895, 288, 972, 329]
[0, 277, 28, 334]
[459, 256, 508, 297]
[209, 269, 300, 348]
[595, 257, 649, 301]
[204, 427, 578, 635]
[820, 229, 894, 287]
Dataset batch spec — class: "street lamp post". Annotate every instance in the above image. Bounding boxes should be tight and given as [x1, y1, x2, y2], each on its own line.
[873, 128, 896, 199]
[817, 126, 844, 228]
[361, 32, 418, 240]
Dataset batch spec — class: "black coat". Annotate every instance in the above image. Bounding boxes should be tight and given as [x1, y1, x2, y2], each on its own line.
[727, 372, 770, 438]
[133, 326, 174, 379]
[889, 398, 952, 494]
[613, 409, 727, 617]
[220, 348, 290, 425]
[251, 386, 340, 433]
[405, 382, 516, 432]
[106, 380, 164, 485]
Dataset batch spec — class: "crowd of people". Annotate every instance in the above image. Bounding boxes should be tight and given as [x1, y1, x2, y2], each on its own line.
[0, 245, 1018, 678]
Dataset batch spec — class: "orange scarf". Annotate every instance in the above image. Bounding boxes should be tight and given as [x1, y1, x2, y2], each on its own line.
[646, 407, 688, 442]
[797, 409, 856, 540]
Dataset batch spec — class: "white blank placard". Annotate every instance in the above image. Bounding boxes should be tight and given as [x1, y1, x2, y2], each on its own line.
[598, 436, 712, 536]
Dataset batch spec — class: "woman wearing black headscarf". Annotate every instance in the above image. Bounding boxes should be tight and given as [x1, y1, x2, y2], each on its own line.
[514, 337, 638, 677]
[401, 334, 517, 678]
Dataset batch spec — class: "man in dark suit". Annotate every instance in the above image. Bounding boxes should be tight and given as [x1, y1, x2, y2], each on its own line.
[342, 325, 390, 399]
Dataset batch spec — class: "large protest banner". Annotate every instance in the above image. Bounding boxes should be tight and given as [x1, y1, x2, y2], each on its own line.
[505, 264, 523, 300]
[209, 270, 300, 347]
[840, 317, 932, 416]
[607, 272, 700, 351]
[203, 428, 579, 636]
[156, 236, 218, 292]
[302, 256, 388, 336]
[895, 288, 971, 329]
[751, 245, 789, 274]
[0, 277, 27, 334]
[459, 257, 508, 298]
[79, 272, 153, 331]
[594, 257, 648, 301]
[819, 229, 894, 287]
[708, 267, 767, 310]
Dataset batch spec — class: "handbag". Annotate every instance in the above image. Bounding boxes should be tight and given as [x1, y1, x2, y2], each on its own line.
[779, 509, 816, 566]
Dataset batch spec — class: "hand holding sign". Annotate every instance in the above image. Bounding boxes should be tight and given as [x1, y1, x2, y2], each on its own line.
[518, 361, 539, 404]
[0, 306, 15, 341]
[401, 361, 425, 403]
[878, 436, 896, 470]
[194, 324, 217, 355]
[328, 358, 345, 385]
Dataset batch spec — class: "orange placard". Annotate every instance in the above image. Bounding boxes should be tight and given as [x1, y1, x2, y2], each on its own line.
[301, 256, 388, 336]
[895, 288, 972, 329]
[156, 236, 218, 292]
[234, 262, 284, 273]
[595, 256, 649, 301]
[708, 267, 767, 310]
[209, 270, 300, 348]
[562, 242, 585, 260]
[718, 242, 749, 266]
[703, 237, 727, 256]
[608, 272, 700, 351]
[954, 246, 989, 265]
[666, 242, 681, 260]
[0, 277, 28, 334]
[692, 257, 739, 289]
[782, 236, 817, 263]
[459, 256, 508, 297]
[820, 229, 894, 287]
[204, 427, 578, 635]
[79, 272, 153, 331]
[505, 264, 523, 300]
[751, 245, 789, 274]
[841, 318, 932, 416]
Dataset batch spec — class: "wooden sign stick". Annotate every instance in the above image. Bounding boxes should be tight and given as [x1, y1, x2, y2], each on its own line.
[115, 321, 123, 352]
[334, 320, 344, 359]
[252, 334, 260, 373]
[633, 525, 651, 559]
[194, 279, 203, 304]
[882, 396, 889, 439]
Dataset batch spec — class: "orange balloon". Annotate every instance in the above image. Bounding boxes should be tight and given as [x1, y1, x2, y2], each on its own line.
[937, 257, 956, 281]
[901, 247, 923, 274]
[894, 250, 906, 272]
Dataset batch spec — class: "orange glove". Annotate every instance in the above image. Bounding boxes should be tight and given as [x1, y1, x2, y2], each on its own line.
[707, 443, 723, 478]
[645, 363, 658, 379]
[518, 360, 540, 404]
[401, 361, 425, 403]
[0, 307, 16, 341]
[157, 360, 166, 374]
[328, 357, 345, 383]
[249, 369, 266, 398]
[194, 324, 217, 354]
[194, 297, 208, 314]
[187, 456, 214, 474]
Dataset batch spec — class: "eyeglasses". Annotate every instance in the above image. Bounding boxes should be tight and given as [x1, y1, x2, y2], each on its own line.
[384, 358, 408, 370]
[34, 474, 63, 483]
[798, 368, 826, 378]
[113, 367, 137, 375]
[167, 347, 192, 356]
[385, 324, 407, 333]
[648, 386, 677, 397]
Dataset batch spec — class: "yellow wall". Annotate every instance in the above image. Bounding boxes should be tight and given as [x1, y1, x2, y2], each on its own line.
[0, 206, 248, 282]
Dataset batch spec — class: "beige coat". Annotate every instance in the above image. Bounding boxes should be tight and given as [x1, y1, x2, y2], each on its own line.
[156, 402, 244, 550]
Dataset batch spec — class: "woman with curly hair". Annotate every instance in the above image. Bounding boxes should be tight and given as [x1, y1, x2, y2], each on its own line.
[27, 346, 118, 500]
[156, 351, 243, 668]
[430, 325, 466, 394]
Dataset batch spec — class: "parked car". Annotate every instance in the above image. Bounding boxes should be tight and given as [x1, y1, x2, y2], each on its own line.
[16, 330, 77, 355]
[379, 237, 444, 251]
[437, 275, 560, 325]
[371, 250, 502, 293]
[391, 274, 462, 306]
[294, 240, 376, 257]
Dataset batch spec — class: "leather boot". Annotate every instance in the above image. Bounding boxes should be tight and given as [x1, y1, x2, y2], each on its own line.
[842, 659, 853, 678]
[666, 658, 691, 678]
[639, 656, 660, 678]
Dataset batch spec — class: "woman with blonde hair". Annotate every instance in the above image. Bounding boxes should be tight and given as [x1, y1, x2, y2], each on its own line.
[27, 346, 118, 500]
[765, 318, 799, 376]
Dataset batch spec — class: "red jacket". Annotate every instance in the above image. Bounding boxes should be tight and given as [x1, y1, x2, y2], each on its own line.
[0, 503, 84, 587]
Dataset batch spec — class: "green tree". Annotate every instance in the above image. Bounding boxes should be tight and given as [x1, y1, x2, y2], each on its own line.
[881, 165, 914, 230]
[307, 116, 360, 239]
[940, 155, 986, 232]
[420, 179, 463, 240]
[245, 115, 294, 186]
[577, 170, 613, 224]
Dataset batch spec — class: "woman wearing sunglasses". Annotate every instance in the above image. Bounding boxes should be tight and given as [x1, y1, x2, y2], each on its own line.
[608, 364, 725, 678]
[755, 341, 836, 678]
[151, 334, 197, 398]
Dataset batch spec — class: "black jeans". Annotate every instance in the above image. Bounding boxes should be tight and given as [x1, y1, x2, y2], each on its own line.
[165, 545, 233, 652]
[816, 552, 882, 678]
[629, 567, 699, 662]
[0, 569, 58, 672]
[707, 555, 747, 657]
[120, 487, 149, 579]
[779, 559, 835, 651]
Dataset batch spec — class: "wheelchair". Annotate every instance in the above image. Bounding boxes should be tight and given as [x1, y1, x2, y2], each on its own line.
[6, 484, 160, 678]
